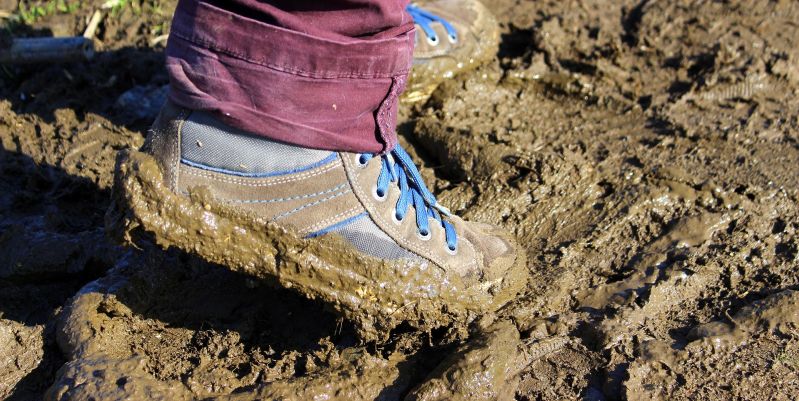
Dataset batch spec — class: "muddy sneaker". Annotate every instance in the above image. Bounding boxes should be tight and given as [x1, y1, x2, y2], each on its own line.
[107, 102, 527, 340]
[403, 0, 500, 103]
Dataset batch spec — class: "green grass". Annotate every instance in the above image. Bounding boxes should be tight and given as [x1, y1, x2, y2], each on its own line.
[16, 0, 80, 25]
[777, 349, 799, 371]
[13, 0, 166, 25]
[6, 0, 171, 42]
[102, 0, 140, 17]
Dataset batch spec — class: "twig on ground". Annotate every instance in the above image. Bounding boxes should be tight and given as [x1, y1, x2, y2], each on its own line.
[84, 10, 104, 39]
[149, 34, 169, 47]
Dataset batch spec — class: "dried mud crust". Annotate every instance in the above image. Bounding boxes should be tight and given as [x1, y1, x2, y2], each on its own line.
[105, 148, 528, 341]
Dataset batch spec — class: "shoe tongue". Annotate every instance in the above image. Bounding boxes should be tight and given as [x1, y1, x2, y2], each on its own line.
[392, 148, 437, 202]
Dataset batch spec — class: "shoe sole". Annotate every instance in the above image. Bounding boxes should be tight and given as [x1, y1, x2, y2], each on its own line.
[106, 149, 528, 341]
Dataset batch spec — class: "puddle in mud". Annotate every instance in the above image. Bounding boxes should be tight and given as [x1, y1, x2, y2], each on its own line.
[2, 0, 799, 399]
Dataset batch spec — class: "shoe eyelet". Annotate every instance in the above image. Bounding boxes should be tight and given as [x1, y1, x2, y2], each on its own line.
[417, 229, 432, 241]
[447, 33, 458, 44]
[426, 34, 439, 46]
[372, 185, 388, 202]
[391, 212, 404, 225]
[446, 245, 458, 256]
[357, 154, 369, 168]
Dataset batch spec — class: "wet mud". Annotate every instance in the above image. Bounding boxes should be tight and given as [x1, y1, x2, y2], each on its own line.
[2, 0, 799, 399]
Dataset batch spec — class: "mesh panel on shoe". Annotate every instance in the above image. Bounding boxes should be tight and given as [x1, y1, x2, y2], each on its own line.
[332, 216, 422, 261]
[181, 111, 334, 175]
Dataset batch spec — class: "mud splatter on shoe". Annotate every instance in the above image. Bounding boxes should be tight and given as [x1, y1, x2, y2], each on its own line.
[106, 102, 528, 340]
[403, 0, 501, 103]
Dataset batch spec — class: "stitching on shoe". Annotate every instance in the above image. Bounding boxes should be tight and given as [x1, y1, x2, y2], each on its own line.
[343, 152, 472, 270]
[272, 189, 351, 221]
[180, 152, 338, 178]
[182, 160, 342, 186]
[301, 206, 362, 234]
[225, 183, 348, 204]
[348, 153, 435, 262]
[339, 153, 434, 266]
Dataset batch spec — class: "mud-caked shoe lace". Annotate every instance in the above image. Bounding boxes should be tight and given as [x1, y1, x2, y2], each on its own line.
[109, 103, 528, 339]
[404, 0, 501, 103]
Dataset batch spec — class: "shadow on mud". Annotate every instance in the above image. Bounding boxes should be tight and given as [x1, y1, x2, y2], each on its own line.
[0, 119, 357, 398]
[0, 47, 168, 133]
[0, 142, 113, 399]
[111, 248, 359, 354]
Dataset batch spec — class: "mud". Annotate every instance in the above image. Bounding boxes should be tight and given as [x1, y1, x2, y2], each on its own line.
[406, 320, 537, 401]
[2, 0, 799, 399]
[47, 254, 412, 401]
[625, 290, 799, 400]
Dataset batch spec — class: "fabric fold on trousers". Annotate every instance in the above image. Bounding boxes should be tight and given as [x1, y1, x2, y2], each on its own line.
[166, 0, 414, 153]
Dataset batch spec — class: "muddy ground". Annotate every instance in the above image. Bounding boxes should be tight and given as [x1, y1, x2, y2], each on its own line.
[1, 0, 799, 399]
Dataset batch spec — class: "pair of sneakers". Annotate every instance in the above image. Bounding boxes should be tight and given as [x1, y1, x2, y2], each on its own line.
[109, 0, 526, 339]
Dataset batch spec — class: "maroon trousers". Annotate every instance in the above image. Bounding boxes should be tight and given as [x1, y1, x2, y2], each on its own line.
[166, 0, 414, 153]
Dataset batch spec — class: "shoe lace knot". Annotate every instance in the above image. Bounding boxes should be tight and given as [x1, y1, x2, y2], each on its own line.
[406, 4, 458, 46]
[358, 145, 458, 252]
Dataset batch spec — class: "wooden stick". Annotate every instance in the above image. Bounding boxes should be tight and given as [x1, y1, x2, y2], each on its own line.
[83, 10, 104, 39]
[149, 34, 169, 47]
[0, 37, 95, 64]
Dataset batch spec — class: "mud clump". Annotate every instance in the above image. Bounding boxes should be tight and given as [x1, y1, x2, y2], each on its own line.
[223, 350, 407, 401]
[0, 320, 45, 399]
[50, 252, 367, 400]
[407, 320, 538, 401]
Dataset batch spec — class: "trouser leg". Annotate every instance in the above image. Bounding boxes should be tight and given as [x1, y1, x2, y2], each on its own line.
[166, 0, 414, 153]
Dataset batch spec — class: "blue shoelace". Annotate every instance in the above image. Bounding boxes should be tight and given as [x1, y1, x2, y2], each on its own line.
[406, 4, 458, 45]
[358, 145, 458, 252]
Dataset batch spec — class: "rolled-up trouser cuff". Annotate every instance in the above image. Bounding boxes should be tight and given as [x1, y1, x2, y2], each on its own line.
[165, 0, 414, 153]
